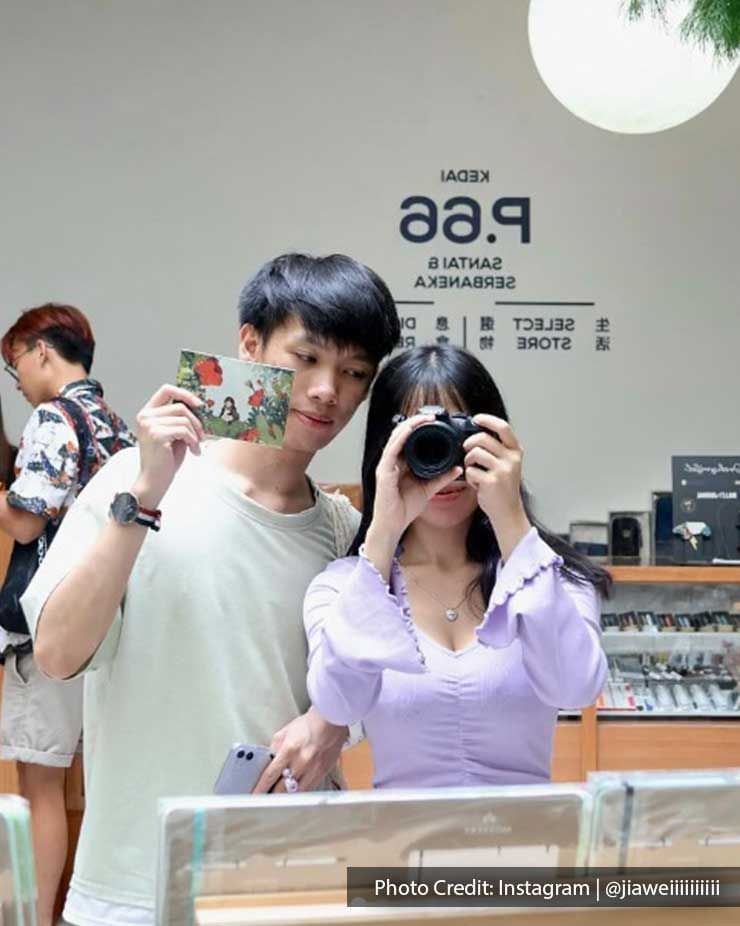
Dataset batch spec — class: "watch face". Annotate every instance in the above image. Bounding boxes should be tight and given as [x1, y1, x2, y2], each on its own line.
[111, 492, 138, 524]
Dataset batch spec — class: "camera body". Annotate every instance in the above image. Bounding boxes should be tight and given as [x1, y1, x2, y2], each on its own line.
[399, 405, 482, 479]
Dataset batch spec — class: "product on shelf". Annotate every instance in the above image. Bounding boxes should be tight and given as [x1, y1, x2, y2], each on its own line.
[600, 610, 740, 633]
[601, 651, 739, 714]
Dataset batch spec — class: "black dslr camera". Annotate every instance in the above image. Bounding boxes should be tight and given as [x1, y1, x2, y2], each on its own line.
[395, 405, 482, 479]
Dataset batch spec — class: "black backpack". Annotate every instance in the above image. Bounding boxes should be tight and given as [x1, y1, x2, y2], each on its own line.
[0, 397, 98, 636]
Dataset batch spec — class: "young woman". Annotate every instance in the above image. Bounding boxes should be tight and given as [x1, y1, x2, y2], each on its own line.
[304, 345, 610, 788]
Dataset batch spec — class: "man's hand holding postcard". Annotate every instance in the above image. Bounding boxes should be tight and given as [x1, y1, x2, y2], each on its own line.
[176, 350, 294, 446]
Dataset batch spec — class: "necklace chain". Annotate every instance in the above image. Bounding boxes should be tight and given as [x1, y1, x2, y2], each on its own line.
[405, 572, 469, 623]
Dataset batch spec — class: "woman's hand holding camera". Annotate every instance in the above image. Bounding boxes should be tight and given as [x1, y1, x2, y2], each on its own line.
[131, 384, 205, 509]
[364, 415, 463, 579]
[462, 414, 531, 560]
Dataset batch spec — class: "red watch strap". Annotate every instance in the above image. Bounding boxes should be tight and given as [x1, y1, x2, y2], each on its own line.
[139, 505, 162, 518]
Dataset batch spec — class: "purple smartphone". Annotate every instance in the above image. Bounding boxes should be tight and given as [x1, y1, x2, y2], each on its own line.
[213, 744, 274, 795]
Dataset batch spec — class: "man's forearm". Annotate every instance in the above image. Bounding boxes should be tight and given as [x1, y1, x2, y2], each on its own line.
[33, 380, 203, 677]
[0, 492, 46, 544]
[34, 520, 149, 679]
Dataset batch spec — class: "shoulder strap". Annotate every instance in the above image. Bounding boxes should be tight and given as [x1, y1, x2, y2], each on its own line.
[48, 395, 100, 489]
[320, 489, 358, 558]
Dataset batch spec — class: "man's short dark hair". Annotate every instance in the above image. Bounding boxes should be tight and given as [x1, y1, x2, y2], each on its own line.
[237, 253, 400, 367]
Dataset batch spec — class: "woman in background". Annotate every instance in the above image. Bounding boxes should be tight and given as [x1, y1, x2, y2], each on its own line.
[304, 345, 610, 788]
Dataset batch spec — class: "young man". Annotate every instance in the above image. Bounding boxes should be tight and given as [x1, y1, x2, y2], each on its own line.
[0, 303, 135, 926]
[23, 253, 400, 925]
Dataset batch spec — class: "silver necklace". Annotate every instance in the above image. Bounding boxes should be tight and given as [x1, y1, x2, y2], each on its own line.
[406, 573, 468, 623]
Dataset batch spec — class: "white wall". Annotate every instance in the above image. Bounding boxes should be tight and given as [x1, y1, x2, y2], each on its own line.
[1, 0, 738, 531]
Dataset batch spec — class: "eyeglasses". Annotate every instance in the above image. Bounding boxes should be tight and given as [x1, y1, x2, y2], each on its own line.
[3, 344, 37, 382]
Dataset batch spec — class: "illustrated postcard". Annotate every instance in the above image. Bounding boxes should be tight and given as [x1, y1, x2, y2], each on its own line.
[175, 350, 294, 446]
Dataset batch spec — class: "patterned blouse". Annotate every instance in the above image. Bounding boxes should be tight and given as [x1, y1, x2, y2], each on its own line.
[7, 378, 135, 523]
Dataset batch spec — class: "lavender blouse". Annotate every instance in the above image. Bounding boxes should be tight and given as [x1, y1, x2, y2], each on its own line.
[304, 527, 606, 788]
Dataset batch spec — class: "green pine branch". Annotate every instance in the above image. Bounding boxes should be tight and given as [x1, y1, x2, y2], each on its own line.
[626, 0, 740, 60]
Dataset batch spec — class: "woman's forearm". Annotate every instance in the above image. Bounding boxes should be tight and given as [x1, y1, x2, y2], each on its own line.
[362, 523, 399, 583]
[304, 557, 427, 724]
[516, 572, 606, 708]
[0, 493, 46, 544]
[478, 529, 607, 708]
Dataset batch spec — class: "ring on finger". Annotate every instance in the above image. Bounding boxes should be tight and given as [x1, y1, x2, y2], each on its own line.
[282, 766, 300, 792]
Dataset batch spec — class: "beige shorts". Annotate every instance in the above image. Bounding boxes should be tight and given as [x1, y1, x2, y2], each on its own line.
[0, 648, 82, 768]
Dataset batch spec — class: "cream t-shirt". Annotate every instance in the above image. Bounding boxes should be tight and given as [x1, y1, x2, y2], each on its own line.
[22, 444, 359, 918]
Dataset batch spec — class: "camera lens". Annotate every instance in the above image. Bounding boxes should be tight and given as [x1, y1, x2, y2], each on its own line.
[404, 422, 458, 479]
[236, 750, 245, 759]
[246, 751, 254, 760]
[412, 432, 452, 468]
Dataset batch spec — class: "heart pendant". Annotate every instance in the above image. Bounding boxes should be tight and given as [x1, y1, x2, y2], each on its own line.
[445, 609, 459, 622]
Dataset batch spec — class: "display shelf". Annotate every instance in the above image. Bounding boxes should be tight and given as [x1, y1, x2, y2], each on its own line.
[596, 721, 740, 770]
[193, 901, 740, 925]
[599, 567, 740, 720]
[602, 630, 738, 640]
[602, 630, 737, 653]
[608, 566, 740, 583]
[598, 710, 740, 719]
[161, 771, 740, 926]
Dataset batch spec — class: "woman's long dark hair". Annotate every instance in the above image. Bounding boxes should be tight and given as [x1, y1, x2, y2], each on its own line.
[349, 345, 611, 602]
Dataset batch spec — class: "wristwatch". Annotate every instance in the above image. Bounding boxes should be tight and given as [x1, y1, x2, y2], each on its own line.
[109, 492, 162, 532]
